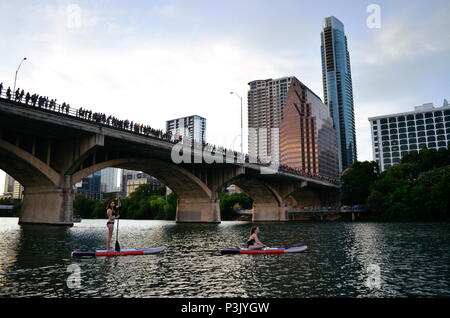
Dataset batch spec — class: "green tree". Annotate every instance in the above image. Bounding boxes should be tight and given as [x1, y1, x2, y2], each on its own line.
[341, 161, 379, 205]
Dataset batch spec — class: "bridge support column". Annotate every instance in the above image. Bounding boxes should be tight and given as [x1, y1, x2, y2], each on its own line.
[176, 199, 221, 223]
[252, 204, 288, 222]
[19, 186, 74, 226]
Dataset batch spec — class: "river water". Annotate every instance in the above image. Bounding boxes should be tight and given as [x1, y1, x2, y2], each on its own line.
[0, 218, 448, 298]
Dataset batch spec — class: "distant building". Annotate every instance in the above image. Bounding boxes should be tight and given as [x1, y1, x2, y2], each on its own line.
[75, 171, 102, 200]
[3, 174, 15, 195]
[280, 77, 339, 178]
[2, 174, 23, 199]
[122, 170, 164, 197]
[100, 168, 121, 193]
[166, 115, 206, 145]
[368, 102, 450, 172]
[247, 76, 294, 164]
[321, 16, 357, 171]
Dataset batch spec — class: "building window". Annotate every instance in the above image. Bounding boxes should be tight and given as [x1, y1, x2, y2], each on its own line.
[398, 122, 406, 128]
[397, 116, 405, 122]
[416, 119, 424, 125]
[415, 113, 424, 119]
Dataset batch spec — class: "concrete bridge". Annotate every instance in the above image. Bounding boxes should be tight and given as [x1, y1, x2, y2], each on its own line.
[0, 92, 341, 226]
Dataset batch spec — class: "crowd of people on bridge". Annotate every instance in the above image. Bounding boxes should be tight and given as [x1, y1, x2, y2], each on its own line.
[278, 164, 340, 184]
[0, 82, 340, 185]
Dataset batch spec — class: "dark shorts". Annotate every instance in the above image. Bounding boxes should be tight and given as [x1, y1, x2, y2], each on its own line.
[107, 221, 114, 226]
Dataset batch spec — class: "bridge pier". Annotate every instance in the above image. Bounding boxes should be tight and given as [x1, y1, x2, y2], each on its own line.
[176, 199, 221, 223]
[19, 187, 74, 226]
[252, 203, 288, 222]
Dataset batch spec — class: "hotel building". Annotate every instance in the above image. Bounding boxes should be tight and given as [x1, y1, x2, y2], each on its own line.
[368, 102, 450, 172]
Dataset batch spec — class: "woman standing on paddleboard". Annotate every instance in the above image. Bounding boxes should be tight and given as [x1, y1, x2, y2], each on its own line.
[247, 226, 267, 249]
[106, 200, 120, 250]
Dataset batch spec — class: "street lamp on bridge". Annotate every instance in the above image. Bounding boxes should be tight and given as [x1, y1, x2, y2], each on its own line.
[13, 57, 27, 94]
[230, 91, 243, 154]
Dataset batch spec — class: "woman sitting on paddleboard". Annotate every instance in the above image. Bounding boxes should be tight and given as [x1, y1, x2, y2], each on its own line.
[247, 226, 267, 249]
[106, 200, 120, 250]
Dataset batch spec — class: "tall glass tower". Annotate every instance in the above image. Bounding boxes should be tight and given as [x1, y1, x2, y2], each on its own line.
[321, 16, 357, 172]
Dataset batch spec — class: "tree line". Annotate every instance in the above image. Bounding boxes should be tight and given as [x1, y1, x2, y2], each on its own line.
[341, 147, 450, 221]
[74, 183, 253, 221]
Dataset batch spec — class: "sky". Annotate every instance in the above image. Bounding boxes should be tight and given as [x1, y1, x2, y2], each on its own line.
[0, 0, 449, 192]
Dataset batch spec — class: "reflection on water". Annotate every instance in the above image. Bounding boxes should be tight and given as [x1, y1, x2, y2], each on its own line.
[0, 218, 449, 297]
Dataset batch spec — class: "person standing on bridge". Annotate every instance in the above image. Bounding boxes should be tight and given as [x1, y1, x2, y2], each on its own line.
[247, 226, 267, 250]
[106, 200, 120, 251]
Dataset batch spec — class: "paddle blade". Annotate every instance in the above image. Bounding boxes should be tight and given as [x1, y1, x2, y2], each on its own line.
[115, 240, 121, 252]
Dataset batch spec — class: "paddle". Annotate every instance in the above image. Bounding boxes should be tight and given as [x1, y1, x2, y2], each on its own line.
[115, 218, 120, 252]
[115, 198, 121, 252]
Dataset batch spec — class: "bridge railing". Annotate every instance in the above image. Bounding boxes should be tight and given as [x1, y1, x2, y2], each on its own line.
[0, 85, 341, 185]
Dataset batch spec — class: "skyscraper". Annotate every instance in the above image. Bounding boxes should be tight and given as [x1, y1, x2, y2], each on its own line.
[280, 77, 339, 178]
[321, 16, 357, 171]
[247, 76, 294, 164]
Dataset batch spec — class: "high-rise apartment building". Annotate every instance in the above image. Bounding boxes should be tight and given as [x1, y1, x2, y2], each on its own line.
[369, 102, 450, 172]
[280, 78, 339, 177]
[247, 76, 293, 164]
[166, 115, 206, 145]
[321, 16, 357, 172]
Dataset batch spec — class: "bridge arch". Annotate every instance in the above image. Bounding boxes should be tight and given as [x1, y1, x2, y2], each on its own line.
[73, 157, 218, 223]
[218, 174, 286, 221]
[0, 138, 61, 188]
